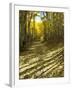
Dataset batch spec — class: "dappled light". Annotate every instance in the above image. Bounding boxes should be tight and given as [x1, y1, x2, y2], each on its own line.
[19, 10, 64, 79]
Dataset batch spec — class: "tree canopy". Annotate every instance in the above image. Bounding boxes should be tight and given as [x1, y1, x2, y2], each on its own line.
[19, 11, 64, 51]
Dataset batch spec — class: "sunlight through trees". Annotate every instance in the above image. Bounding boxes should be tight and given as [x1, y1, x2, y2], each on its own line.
[19, 10, 64, 79]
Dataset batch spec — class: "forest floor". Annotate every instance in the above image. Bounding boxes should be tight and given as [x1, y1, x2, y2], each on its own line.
[19, 41, 64, 79]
